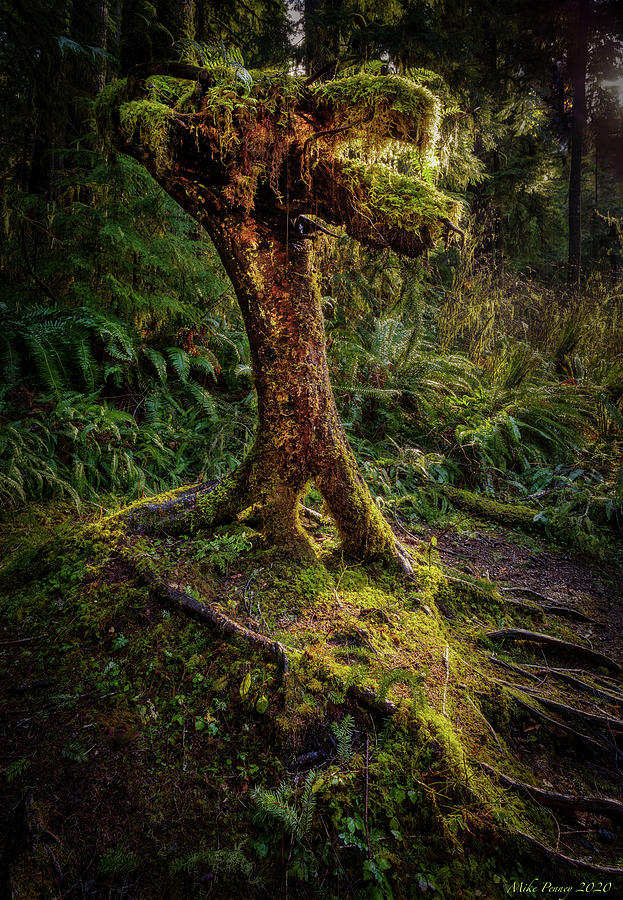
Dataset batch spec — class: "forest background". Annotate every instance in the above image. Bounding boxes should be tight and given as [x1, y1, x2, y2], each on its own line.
[0, 0, 622, 551]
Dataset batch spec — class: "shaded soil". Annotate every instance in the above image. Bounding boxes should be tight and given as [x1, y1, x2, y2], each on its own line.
[429, 528, 623, 666]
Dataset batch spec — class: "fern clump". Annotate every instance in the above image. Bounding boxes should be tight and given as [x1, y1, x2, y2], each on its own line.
[251, 769, 320, 841]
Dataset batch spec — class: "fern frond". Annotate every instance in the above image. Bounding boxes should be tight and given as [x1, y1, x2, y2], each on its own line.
[166, 346, 191, 382]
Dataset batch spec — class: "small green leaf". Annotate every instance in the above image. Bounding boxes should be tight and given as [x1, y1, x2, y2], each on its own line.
[240, 673, 252, 698]
[255, 694, 268, 714]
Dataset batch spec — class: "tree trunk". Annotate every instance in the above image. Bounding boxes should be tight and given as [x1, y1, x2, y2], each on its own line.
[193, 213, 401, 564]
[568, 0, 590, 283]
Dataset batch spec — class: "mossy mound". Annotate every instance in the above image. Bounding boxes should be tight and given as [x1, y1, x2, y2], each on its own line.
[312, 73, 440, 154]
[1, 502, 622, 898]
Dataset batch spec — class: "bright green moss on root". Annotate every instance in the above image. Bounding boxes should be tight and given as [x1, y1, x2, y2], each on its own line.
[442, 484, 538, 529]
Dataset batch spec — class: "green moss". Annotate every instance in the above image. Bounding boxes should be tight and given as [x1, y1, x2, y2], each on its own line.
[94, 78, 129, 134]
[118, 99, 176, 173]
[342, 158, 462, 237]
[313, 73, 439, 154]
[442, 485, 538, 529]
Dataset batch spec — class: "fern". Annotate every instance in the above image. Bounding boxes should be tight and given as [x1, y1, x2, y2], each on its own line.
[166, 346, 191, 382]
[170, 846, 258, 882]
[251, 782, 299, 832]
[377, 669, 426, 706]
[97, 845, 140, 878]
[251, 770, 320, 841]
[330, 715, 355, 761]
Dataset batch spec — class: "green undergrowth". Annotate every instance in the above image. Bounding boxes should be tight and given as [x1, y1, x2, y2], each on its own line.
[2, 504, 622, 898]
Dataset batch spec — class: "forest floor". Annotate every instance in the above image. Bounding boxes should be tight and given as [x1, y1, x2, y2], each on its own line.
[0, 498, 622, 899]
[428, 526, 623, 668]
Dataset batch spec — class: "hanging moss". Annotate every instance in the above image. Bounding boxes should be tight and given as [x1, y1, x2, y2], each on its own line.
[94, 78, 129, 135]
[117, 100, 176, 173]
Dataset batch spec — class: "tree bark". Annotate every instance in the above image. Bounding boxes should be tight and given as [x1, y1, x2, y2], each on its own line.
[193, 212, 402, 564]
[568, 0, 590, 283]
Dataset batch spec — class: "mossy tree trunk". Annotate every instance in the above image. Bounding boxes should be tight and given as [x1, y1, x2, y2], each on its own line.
[102, 65, 463, 567]
[195, 212, 400, 563]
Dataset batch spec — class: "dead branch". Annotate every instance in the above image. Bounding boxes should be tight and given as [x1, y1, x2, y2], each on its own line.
[440, 217, 465, 249]
[486, 629, 620, 673]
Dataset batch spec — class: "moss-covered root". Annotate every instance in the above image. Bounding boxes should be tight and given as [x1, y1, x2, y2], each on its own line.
[193, 461, 254, 531]
[317, 451, 413, 575]
[442, 485, 538, 530]
[120, 481, 213, 535]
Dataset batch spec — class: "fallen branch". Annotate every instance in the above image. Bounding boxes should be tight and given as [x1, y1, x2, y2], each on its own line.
[477, 761, 623, 821]
[486, 629, 620, 674]
[513, 829, 623, 877]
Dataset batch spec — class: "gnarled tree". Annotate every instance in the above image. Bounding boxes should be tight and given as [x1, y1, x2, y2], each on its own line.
[98, 64, 462, 568]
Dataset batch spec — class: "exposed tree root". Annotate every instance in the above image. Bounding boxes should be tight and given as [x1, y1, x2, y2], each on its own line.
[542, 670, 623, 705]
[130, 561, 293, 673]
[503, 596, 596, 624]
[512, 829, 623, 877]
[513, 696, 622, 760]
[478, 761, 623, 821]
[122, 550, 403, 723]
[486, 629, 620, 673]
[526, 695, 623, 736]
[501, 587, 598, 624]
[121, 480, 214, 535]
[489, 656, 623, 703]
[346, 685, 399, 718]
[491, 677, 623, 748]
[120, 474, 415, 575]
[488, 655, 543, 683]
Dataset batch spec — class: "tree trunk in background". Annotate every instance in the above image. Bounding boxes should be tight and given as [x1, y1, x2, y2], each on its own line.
[568, 0, 590, 283]
[90, 0, 109, 93]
